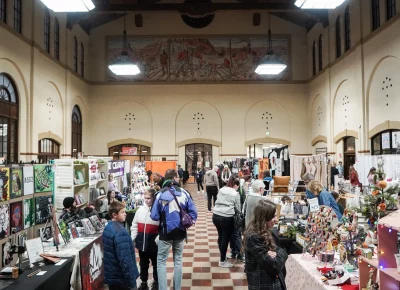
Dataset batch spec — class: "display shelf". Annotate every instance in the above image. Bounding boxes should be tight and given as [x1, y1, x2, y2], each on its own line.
[359, 256, 379, 268]
[380, 267, 400, 281]
[74, 182, 88, 189]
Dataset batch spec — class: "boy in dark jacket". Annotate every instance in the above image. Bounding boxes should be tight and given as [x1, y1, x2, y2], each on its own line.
[103, 201, 139, 290]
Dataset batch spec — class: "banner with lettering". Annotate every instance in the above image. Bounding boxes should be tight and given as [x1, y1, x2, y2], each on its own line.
[23, 166, 34, 196]
[108, 161, 125, 177]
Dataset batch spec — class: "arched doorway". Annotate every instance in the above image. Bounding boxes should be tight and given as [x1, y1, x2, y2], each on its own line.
[38, 138, 60, 163]
[108, 143, 151, 163]
[71, 105, 82, 158]
[0, 73, 19, 163]
[185, 143, 212, 176]
[343, 136, 356, 179]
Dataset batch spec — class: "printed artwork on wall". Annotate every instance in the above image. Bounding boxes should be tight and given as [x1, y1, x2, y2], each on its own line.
[10, 168, 23, 199]
[57, 220, 71, 244]
[80, 236, 104, 290]
[2, 241, 12, 267]
[35, 196, 53, 224]
[0, 168, 10, 201]
[34, 165, 53, 193]
[10, 201, 23, 234]
[23, 198, 35, 229]
[107, 36, 291, 82]
[23, 166, 34, 196]
[0, 205, 10, 239]
[38, 226, 53, 241]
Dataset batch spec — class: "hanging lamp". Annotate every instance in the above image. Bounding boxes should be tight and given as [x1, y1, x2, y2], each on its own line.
[40, 0, 95, 12]
[255, 14, 287, 75]
[295, 0, 345, 9]
[108, 9, 141, 76]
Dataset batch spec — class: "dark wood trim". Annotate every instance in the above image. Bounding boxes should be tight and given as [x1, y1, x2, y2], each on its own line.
[358, 150, 371, 153]
[220, 154, 247, 156]
[20, 153, 39, 155]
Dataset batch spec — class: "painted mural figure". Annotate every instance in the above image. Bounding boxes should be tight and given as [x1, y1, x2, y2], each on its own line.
[160, 49, 168, 76]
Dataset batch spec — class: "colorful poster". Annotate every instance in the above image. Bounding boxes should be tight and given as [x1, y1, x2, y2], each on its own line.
[23, 198, 35, 229]
[107, 36, 291, 82]
[382, 132, 390, 150]
[121, 147, 137, 155]
[80, 236, 104, 290]
[89, 161, 99, 185]
[35, 195, 53, 224]
[0, 167, 10, 201]
[23, 166, 34, 195]
[10, 168, 23, 199]
[108, 160, 125, 177]
[57, 220, 71, 244]
[34, 165, 53, 193]
[0, 204, 10, 239]
[10, 201, 23, 233]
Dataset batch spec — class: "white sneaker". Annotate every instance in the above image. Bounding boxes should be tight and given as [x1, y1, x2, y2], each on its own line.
[197, 191, 200, 194]
[219, 260, 234, 268]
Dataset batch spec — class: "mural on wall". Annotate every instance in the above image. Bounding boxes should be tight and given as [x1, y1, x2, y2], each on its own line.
[0, 204, 10, 239]
[10, 201, 22, 233]
[35, 196, 53, 224]
[34, 165, 53, 193]
[10, 168, 23, 199]
[23, 198, 35, 229]
[107, 36, 290, 82]
[0, 168, 10, 201]
[80, 236, 104, 290]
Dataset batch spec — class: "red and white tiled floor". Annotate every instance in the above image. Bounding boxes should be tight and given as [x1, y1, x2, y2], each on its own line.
[134, 183, 248, 290]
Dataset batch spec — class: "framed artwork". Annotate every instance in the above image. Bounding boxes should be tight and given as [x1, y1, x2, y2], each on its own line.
[34, 165, 53, 193]
[38, 226, 52, 241]
[99, 187, 106, 196]
[10, 201, 23, 234]
[23, 166, 34, 195]
[89, 216, 103, 232]
[76, 170, 85, 184]
[82, 218, 95, 235]
[57, 220, 71, 244]
[23, 198, 35, 229]
[2, 241, 12, 267]
[0, 205, 10, 239]
[10, 168, 23, 199]
[79, 236, 104, 290]
[68, 222, 79, 239]
[35, 196, 53, 224]
[0, 167, 10, 201]
[100, 172, 106, 179]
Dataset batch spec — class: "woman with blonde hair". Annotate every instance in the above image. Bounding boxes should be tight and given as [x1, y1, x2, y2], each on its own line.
[308, 180, 342, 220]
[244, 199, 288, 290]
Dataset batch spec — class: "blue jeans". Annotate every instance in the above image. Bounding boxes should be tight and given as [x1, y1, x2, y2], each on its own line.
[157, 239, 185, 290]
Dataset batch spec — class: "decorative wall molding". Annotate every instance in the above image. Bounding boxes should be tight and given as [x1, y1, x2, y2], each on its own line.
[334, 130, 358, 144]
[176, 138, 221, 148]
[107, 138, 153, 148]
[368, 120, 400, 139]
[38, 132, 63, 145]
[245, 138, 291, 147]
[311, 135, 327, 146]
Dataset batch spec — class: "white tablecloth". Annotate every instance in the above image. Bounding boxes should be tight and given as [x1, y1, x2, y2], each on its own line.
[43, 233, 102, 290]
[285, 254, 339, 290]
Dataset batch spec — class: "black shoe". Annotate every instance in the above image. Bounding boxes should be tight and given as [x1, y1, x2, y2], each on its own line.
[151, 282, 159, 290]
[138, 282, 149, 290]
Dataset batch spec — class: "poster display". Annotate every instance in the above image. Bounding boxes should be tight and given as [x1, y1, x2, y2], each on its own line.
[23, 166, 34, 195]
[121, 147, 137, 155]
[24, 198, 35, 229]
[35, 196, 53, 224]
[0, 204, 10, 239]
[108, 160, 125, 177]
[34, 165, 53, 193]
[382, 132, 390, 150]
[10, 168, 23, 199]
[10, 201, 23, 233]
[89, 160, 99, 185]
[80, 236, 104, 290]
[0, 167, 10, 201]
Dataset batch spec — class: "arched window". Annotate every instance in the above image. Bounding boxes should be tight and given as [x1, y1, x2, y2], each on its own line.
[54, 18, 59, 60]
[80, 43, 84, 77]
[371, 130, 400, 155]
[372, 0, 380, 31]
[0, 73, 19, 163]
[318, 34, 322, 71]
[38, 139, 60, 163]
[108, 144, 151, 162]
[336, 16, 341, 59]
[13, 0, 21, 33]
[72, 106, 82, 158]
[387, 0, 397, 20]
[312, 41, 316, 76]
[44, 8, 50, 53]
[73, 37, 78, 73]
[344, 6, 351, 51]
[0, 0, 6, 23]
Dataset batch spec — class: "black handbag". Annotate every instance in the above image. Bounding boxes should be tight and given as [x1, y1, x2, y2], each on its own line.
[233, 207, 245, 229]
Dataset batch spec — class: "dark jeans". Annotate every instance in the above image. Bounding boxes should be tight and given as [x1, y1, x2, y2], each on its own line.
[206, 185, 218, 211]
[212, 214, 234, 262]
[139, 250, 158, 283]
[197, 181, 204, 191]
[230, 226, 242, 257]
[109, 284, 130, 290]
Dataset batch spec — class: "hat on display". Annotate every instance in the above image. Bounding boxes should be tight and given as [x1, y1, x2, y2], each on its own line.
[63, 197, 75, 209]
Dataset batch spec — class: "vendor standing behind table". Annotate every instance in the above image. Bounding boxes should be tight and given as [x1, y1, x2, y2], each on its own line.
[307, 180, 342, 220]
[331, 162, 339, 188]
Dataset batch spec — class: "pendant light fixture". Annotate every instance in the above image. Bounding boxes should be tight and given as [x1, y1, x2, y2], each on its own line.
[255, 14, 287, 75]
[108, 8, 141, 76]
[295, 0, 345, 9]
[40, 0, 95, 12]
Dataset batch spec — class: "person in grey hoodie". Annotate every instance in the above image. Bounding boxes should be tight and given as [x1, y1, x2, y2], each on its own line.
[212, 176, 240, 268]
[243, 179, 265, 227]
[205, 166, 219, 211]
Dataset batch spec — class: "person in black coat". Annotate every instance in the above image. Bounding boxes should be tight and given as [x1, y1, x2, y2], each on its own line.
[331, 162, 339, 187]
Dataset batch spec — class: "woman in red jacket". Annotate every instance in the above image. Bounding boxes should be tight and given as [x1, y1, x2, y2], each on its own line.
[349, 165, 362, 190]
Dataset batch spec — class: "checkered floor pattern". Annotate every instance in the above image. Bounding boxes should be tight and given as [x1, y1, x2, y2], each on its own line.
[134, 183, 248, 290]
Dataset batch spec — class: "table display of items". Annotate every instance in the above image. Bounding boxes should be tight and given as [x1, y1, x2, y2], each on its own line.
[130, 166, 150, 208]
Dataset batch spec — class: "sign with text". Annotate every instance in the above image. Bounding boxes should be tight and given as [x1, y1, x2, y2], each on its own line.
[308, 197, 320, 213]
[108, 161, 125, 177]
[121, 147, 137, 155]
[23, 166, 34, 196]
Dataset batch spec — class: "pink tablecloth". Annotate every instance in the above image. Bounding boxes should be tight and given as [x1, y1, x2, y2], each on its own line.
[285, 254, 339, 290]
